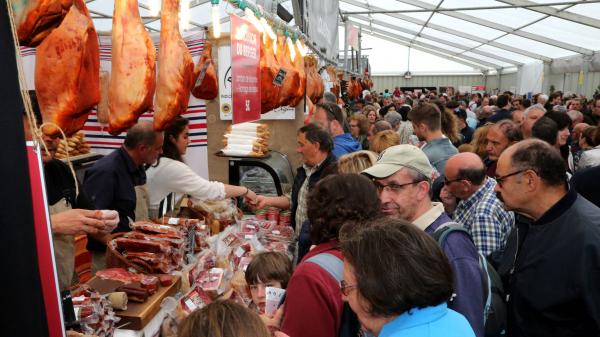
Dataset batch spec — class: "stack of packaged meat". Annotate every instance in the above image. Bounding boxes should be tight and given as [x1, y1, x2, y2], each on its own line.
[68, 284, 119, 336]
[108, 218, 203, 274]
[221, 122, 270, 157]
[177, 215, 296, 315]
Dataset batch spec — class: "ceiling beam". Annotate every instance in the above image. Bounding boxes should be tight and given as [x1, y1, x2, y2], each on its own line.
[350, 22, 502, 68]
[391, 0, 593, 55]
[496, 0, 600, 30]
[340, 0, 551, 61]
[341, 0, 600, 14]
[366, 31, 488, 72]
[347, 15, 524, 66]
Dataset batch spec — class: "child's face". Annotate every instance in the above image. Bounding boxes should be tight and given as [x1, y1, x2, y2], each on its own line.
[249, 280, 283, 313]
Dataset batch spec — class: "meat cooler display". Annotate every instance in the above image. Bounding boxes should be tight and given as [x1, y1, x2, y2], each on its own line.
[227, 151, 294, 213]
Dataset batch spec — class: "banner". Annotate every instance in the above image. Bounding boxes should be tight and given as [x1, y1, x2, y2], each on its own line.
[306, 0, 339, 60]
[346, 22, 359, 50]
[27, 141, 65, 337]
[231, 15, 261, 124]
[218, 44, 296, 120]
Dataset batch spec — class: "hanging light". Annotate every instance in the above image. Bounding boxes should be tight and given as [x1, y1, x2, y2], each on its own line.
[286, 34, 296, 62]
[296, 39, 307, 57]
[180, 0, 190, 31]
[211, 0, 221, 38]
[244, 7, 263, 34]
[149, 0, 160, 16]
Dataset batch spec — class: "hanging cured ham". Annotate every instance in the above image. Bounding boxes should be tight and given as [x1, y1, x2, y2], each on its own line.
[13, 0, 73, 46]
[260, 37, 281, 113]
[325, 65, 340, 99]
[35, 0, 99, 137]
[347, 76, 362, 100]
[154, 0, 196, 131]
[191, 40, 218, 100]
[305, 55, 324, 104]
[275, 36, 301, 107]
[108, 0, 156, 135]
[287, 43, 306, 108]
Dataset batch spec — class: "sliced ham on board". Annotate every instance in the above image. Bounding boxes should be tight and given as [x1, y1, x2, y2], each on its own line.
[35, 0, 99, 137]
[154, 0, 196, 131]
[260, 37, 281, 113]
[108, 0, 156, 135]
[191, 40, 218, 100]
[13, 0, 73, 47]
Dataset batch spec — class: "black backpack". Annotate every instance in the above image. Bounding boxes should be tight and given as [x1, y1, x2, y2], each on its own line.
[306, 253, 362, 337]
[433, 223, 507, 337]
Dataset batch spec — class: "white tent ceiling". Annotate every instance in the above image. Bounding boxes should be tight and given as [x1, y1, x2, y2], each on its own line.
[85, 0, 600, 74]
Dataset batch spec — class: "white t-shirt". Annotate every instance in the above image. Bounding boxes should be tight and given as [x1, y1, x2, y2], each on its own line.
[145, 157, 226, 210]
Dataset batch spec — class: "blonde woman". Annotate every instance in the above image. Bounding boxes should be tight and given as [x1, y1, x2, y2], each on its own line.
[338, 150, 378, 174]
[370, 129, 400, 154]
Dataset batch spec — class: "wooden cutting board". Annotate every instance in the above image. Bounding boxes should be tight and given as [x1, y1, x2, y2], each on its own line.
[87, 275, 181, 330]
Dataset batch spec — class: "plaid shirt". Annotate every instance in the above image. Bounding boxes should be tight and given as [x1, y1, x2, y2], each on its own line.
[453, 177, 514, 256]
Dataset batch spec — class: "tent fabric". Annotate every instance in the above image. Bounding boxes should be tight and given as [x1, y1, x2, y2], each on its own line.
[83, 0, 600, 74]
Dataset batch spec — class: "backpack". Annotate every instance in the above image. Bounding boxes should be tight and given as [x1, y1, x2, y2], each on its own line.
[306, 253, 363, 337]
[433, 223, 507, 337]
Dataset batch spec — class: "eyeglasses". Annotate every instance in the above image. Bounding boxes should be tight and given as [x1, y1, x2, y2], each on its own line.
[350, 124, 360, 128]
[340, 280, 357, 296]
[444, 176, 464, 185]
[373, 180, 419, 193]
[494, 169, 529, 188]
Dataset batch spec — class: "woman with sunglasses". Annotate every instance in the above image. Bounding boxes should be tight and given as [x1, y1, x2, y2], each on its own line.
[340, 217, 475, 337]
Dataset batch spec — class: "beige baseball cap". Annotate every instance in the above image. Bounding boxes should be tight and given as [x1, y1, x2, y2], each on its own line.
[362, 144, 434, 179]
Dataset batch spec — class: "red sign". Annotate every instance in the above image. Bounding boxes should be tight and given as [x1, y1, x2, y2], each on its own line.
[472, 85, 486, 91]
[27, 142, 65, 337]
[231, 14, 261, 124]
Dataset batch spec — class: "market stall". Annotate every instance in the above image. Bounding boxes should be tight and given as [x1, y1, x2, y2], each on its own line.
[5, 0, 362, 336]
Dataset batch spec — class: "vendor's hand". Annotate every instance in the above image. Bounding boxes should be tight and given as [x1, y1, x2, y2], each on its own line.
[51, 209, 106, 235]
[260, 305, 285, 331]
[100, 210, 119, 233]
[253, 195, 269, 210]
[440, 185, 458, 214]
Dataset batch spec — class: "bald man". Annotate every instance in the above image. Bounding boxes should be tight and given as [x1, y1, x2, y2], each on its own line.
[443, 152, 514, 256]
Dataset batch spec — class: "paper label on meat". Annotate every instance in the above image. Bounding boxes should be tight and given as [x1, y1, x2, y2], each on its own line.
[273, 69, 287, 87]
[168, 218, 179, 225]
[184, 298, 197, 311]
[194, 59, 212, 87]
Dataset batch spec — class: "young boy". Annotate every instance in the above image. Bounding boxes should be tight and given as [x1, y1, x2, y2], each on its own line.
[245, 251, 293, 314]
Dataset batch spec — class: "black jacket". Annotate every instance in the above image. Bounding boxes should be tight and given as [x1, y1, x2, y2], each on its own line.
[290, 153, 336, 230]
[497, 188, 600, 337]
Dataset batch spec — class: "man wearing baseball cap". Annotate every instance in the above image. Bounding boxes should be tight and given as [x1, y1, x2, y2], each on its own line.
[362, 145, 484, 337]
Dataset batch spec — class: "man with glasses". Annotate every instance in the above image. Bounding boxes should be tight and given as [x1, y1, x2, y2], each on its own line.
[362, 145, 484, 337]
[443, 153, 514, 257]
[494, 139, 600, 336]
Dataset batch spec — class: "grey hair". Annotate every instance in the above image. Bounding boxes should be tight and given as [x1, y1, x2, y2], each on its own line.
[323, 92, 338, 104]
[537, 94, 549, 104]
[384, 111, 403, 129]
[567, 109, 583, 121]
[524, 104, 546, 118]
[124, 120, 161, 149]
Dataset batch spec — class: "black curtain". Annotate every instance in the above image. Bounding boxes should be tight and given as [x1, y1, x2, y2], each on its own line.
[0, 1, 49, 336]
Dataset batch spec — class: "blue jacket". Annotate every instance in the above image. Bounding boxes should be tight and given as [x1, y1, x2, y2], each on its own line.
[379, 303, 475, 337]
[332, 133, 361, 158]
[426, 213, 485, 337]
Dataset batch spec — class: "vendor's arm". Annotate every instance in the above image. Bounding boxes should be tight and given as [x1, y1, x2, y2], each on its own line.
[51, 209, 106, 235]
[224, 184, 256, 202]
[254, 195, 290, 210]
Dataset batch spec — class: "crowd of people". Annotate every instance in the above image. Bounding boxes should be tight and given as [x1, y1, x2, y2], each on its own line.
[29, 84, 600, 337]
